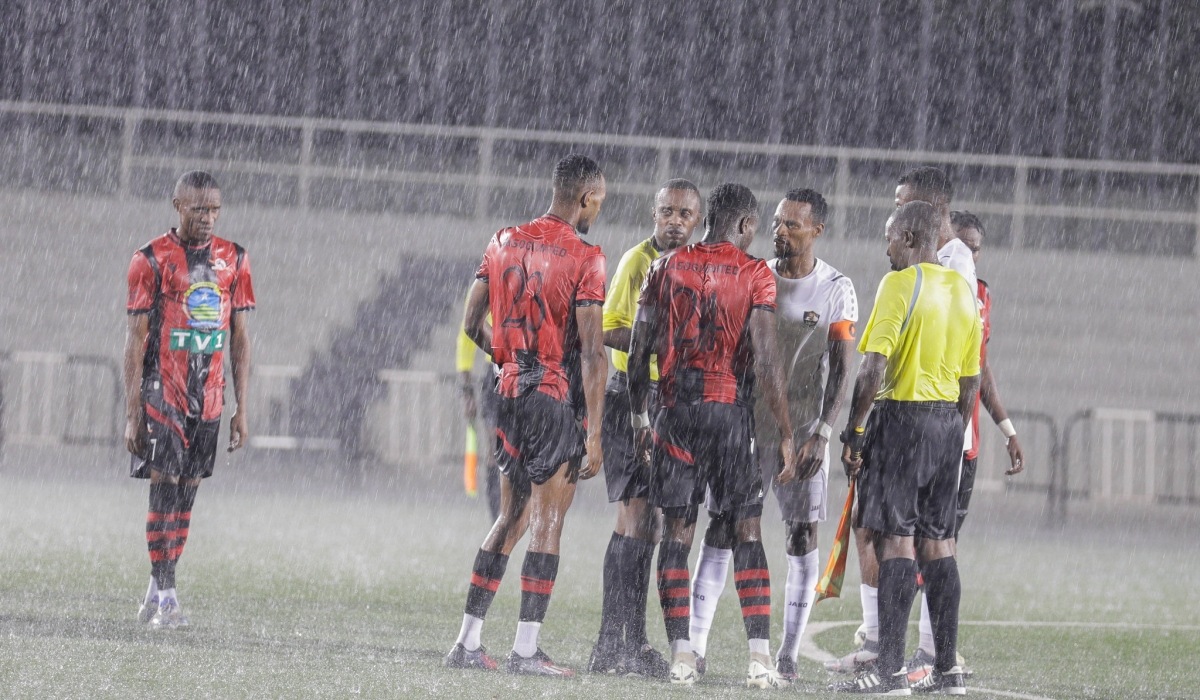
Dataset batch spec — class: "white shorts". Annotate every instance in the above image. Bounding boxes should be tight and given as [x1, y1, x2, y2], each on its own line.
[763, 441, 829, 523]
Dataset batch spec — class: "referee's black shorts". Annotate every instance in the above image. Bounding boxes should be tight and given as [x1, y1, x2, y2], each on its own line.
[599, 371, 657, 503]
[856, 399, 963, 541]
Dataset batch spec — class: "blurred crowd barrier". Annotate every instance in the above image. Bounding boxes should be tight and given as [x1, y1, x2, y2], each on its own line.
[2, 100, 1198, 256]
[3, 351, 1198, 522]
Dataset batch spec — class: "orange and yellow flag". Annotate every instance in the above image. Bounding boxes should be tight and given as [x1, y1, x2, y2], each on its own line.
[815, 479, 855, 602]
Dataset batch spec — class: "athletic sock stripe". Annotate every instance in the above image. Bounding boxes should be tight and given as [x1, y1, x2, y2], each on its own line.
[148, 550, 167, 562]
[146, 512, 172, 523]
[734, 568, 770, 582]
[663, 605, 690, 618]
[657, 568, 689, 581]
[737, 586, 770, 598]
[145, 532, 172, 542]
[166, 546, 185, 559]
[520, 576, 554, 595]
[470, 573, 501, 592]
[740, 605, 771, 617]
[659, 586, 689, 598]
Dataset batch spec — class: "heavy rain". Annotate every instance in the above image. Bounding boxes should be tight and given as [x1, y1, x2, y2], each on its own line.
[0, 1, 1198, 698]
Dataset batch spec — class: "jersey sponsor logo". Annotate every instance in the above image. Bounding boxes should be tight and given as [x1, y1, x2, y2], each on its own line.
[185, 281, 222, 330]
[169, 329, 227, 354]
[803, 310, 820, 328]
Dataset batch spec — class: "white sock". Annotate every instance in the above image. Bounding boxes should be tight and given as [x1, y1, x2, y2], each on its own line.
[860, 584, 879, 643]
[144, 577, 158, 606]
[455, 614, 484, 651]
[778, 550, 819, 662]
[689, 544, 732, 658]
[513, 621, 541, 658]
[919, 591, 936, 656]
[748, 638, 770, 657]
[157, 587, 177, 606]
[670, 639, 692, 657]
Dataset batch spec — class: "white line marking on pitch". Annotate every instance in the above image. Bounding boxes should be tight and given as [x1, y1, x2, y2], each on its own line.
[798, 618, 1197, 700]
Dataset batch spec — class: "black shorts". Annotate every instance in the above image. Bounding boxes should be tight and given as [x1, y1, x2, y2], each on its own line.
[855, 400, 963, 541]
[130, 415, 220, 480]
[478, 370, 500, 429]
[954, 456, 977, 538]
[600, 372, 657, 503]
[649, 401, 763, 523]
[495, 390, 585, 493]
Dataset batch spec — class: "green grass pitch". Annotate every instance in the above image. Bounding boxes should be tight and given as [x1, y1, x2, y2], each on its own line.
[0, 459, 1198, 699]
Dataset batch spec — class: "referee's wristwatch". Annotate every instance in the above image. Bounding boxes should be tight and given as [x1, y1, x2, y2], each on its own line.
[840, 424, 867, 456]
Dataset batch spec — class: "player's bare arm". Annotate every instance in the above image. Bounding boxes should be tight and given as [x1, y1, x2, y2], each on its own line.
[748, 307, 797, 484]
[577, 303, 607, 480]
[626, 316, 655, 461]
[980, 359, 1025, 475]
[463, 278, 492, 353]
[603, 326, 632, 353]
[123, 314, 151, 457]
[794, 336, 853, 482]
[956, 374, 981, 431]
[228, 310, 252, 452]
[840, 351, 887, 478]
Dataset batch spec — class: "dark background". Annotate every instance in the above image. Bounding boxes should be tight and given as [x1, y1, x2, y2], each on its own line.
[2, 0, 1197, 163]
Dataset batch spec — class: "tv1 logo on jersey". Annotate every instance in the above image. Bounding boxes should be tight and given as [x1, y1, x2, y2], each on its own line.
[169, 329, 227, 354]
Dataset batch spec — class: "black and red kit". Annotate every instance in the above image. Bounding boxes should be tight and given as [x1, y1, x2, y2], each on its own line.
[636, 241, 776, 520]
[127, 229, 255, 479]
[476, 215, 606, 487]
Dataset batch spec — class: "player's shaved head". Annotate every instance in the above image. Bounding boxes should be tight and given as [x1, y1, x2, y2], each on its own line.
[706, 183, 758, 233]
[890, 201, 941, 248]
[896, 166, 953, 208]
[174, 170, 220, 198]
[552, 154, 604, 203]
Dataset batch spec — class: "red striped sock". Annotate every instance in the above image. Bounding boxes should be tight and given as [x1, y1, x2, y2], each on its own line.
[518, 551, 559, 623]
[734, 541, 771, 641]
[465, 549, 509, 619]
[656, 541, 691, 643]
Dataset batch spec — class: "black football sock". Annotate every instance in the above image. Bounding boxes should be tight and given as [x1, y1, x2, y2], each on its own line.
[656, 541, 691, 644]
[733, 540, 771, 643]
[464, 549, 509, 619]
[146, 483, 176, 591]
[877, 557, 920, 677]
[597, 532, 625, 643]
[624, 536, 656, 650]
[166, 483, 198, 587]
[518, 551, 559, 623]
[921, 556, 962, 673]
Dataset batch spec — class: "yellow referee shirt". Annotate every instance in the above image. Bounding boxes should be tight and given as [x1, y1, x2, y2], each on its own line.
[603, 238, 659, 380]
[859, 263, 981, 402]
[455, 291, 492, 373]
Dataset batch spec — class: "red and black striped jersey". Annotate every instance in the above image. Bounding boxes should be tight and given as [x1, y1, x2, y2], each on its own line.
[127, 230, 255, 426]
[637, 241, 776, 407]
[476, 215, 606, 403]
[966, 279, 992, 460]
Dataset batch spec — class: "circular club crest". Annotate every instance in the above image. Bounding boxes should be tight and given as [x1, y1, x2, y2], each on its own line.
[185, 281, 223, 330]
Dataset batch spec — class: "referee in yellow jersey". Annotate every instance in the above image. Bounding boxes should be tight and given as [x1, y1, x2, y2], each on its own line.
[834, 201, 982, 696]
[456, 299, 500, 520]
[589, 179, 702, 678]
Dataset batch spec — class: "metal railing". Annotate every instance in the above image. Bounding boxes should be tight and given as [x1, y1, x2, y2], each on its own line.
[0, 352, 121, 448]
[3, 100, 1198, 252]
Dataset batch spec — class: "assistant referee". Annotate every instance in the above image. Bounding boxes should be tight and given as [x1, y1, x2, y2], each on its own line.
[834, 201, 981, 696]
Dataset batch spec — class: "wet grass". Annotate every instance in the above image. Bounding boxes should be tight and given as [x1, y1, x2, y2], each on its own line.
[0, 465, 1198, 699]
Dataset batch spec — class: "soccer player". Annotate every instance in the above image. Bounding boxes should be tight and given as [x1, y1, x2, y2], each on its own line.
[687, 188, 858, 681]
[833, 201, 981, 695]
[628, 183, 797, 688]
[589, 179, 702, 679]
[444, 154, 608, 677]
[456, 296, 501, 520]
[124, 170, 255, 630]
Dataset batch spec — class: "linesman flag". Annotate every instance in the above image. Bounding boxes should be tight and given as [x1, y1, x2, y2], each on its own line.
[463, 424, 479, 497]
[815, 479, 855, 602]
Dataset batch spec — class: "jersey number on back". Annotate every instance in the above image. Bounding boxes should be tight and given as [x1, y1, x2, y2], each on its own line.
[500, 265, 547, 348]
[670, 286, 724, 352]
